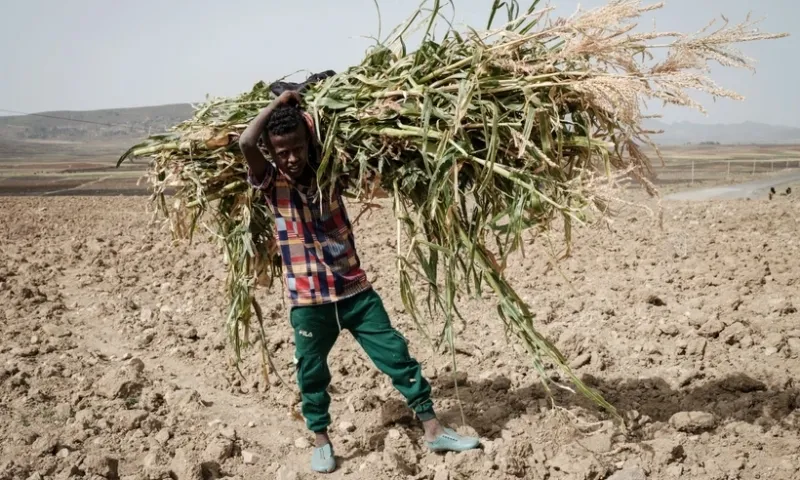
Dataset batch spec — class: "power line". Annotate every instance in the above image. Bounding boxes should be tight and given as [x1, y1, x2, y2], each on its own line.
[0, 107, 141, 129]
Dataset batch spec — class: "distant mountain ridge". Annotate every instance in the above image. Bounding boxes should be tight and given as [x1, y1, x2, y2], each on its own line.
[2, 103, 799, 145]
[0, 104, 193, 142]
[644, 119, 800, 145]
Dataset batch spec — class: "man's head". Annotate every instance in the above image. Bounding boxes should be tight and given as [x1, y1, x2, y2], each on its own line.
[266, 105, 310, 180]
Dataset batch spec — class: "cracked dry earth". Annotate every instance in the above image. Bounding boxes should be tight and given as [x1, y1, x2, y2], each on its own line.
[1, 192, 799, 480]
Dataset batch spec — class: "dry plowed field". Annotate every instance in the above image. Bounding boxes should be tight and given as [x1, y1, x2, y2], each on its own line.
[1, 191, 799, 480]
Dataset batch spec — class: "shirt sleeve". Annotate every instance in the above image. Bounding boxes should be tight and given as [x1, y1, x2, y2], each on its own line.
[247, 161, 277, 191]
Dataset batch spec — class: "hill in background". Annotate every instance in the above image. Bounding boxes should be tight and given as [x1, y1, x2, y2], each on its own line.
[0, 104, 193, 142]
[643, 119, 800, 145]
[2, 103, 800, 146]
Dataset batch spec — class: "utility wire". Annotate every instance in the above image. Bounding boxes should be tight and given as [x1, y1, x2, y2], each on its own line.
[0, 107, 152, 132]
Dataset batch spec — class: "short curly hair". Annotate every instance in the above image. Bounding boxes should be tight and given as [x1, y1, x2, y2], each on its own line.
[266, 104, 306, 136]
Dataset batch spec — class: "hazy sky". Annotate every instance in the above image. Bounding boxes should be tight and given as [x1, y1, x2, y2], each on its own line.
[1, 0, 797, 125]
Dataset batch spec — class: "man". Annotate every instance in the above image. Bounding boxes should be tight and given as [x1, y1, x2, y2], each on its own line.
[239, 90, 480, 473]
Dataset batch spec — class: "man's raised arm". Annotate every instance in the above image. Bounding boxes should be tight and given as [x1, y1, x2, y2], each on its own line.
[239, 90, 301, 183]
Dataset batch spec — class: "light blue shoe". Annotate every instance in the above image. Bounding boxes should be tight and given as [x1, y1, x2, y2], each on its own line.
[311, 443, 336, 473]
[426, 428, 481, 453]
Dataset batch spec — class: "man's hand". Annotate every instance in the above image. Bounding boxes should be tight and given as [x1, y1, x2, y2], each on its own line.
[277, 90, 302, 108]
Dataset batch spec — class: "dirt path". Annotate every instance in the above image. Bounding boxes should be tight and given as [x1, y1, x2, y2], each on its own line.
[2, 195, 799, 480]
[663, 170, 800, 201]
[40, 176, 112, 196]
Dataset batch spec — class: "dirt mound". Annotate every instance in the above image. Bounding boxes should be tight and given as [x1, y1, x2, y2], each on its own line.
[1, 194, 799, 479]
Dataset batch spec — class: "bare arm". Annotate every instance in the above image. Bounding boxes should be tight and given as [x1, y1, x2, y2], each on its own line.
[239, 91, 301, 182]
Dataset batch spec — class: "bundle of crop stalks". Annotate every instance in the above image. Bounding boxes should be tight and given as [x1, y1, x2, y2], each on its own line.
[119, 0, 785, 412]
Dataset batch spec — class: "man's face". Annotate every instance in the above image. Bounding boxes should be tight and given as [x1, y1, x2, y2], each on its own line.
[268, 124, 309, 180]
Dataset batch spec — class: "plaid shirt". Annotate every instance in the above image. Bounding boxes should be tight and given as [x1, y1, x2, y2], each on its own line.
[247, 114, 370, 306]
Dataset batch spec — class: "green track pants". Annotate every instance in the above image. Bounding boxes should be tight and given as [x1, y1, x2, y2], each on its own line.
[290, 288, 435, 432]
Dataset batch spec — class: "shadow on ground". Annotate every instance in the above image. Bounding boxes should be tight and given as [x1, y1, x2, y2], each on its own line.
[431, 373, 798, 439]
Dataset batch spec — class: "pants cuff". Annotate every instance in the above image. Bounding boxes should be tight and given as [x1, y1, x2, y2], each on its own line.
[307, 416, 331, 433]
[415, 406, 437, 422]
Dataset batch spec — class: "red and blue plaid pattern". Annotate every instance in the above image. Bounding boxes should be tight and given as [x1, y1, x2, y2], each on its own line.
[247, 115, 370, 306]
